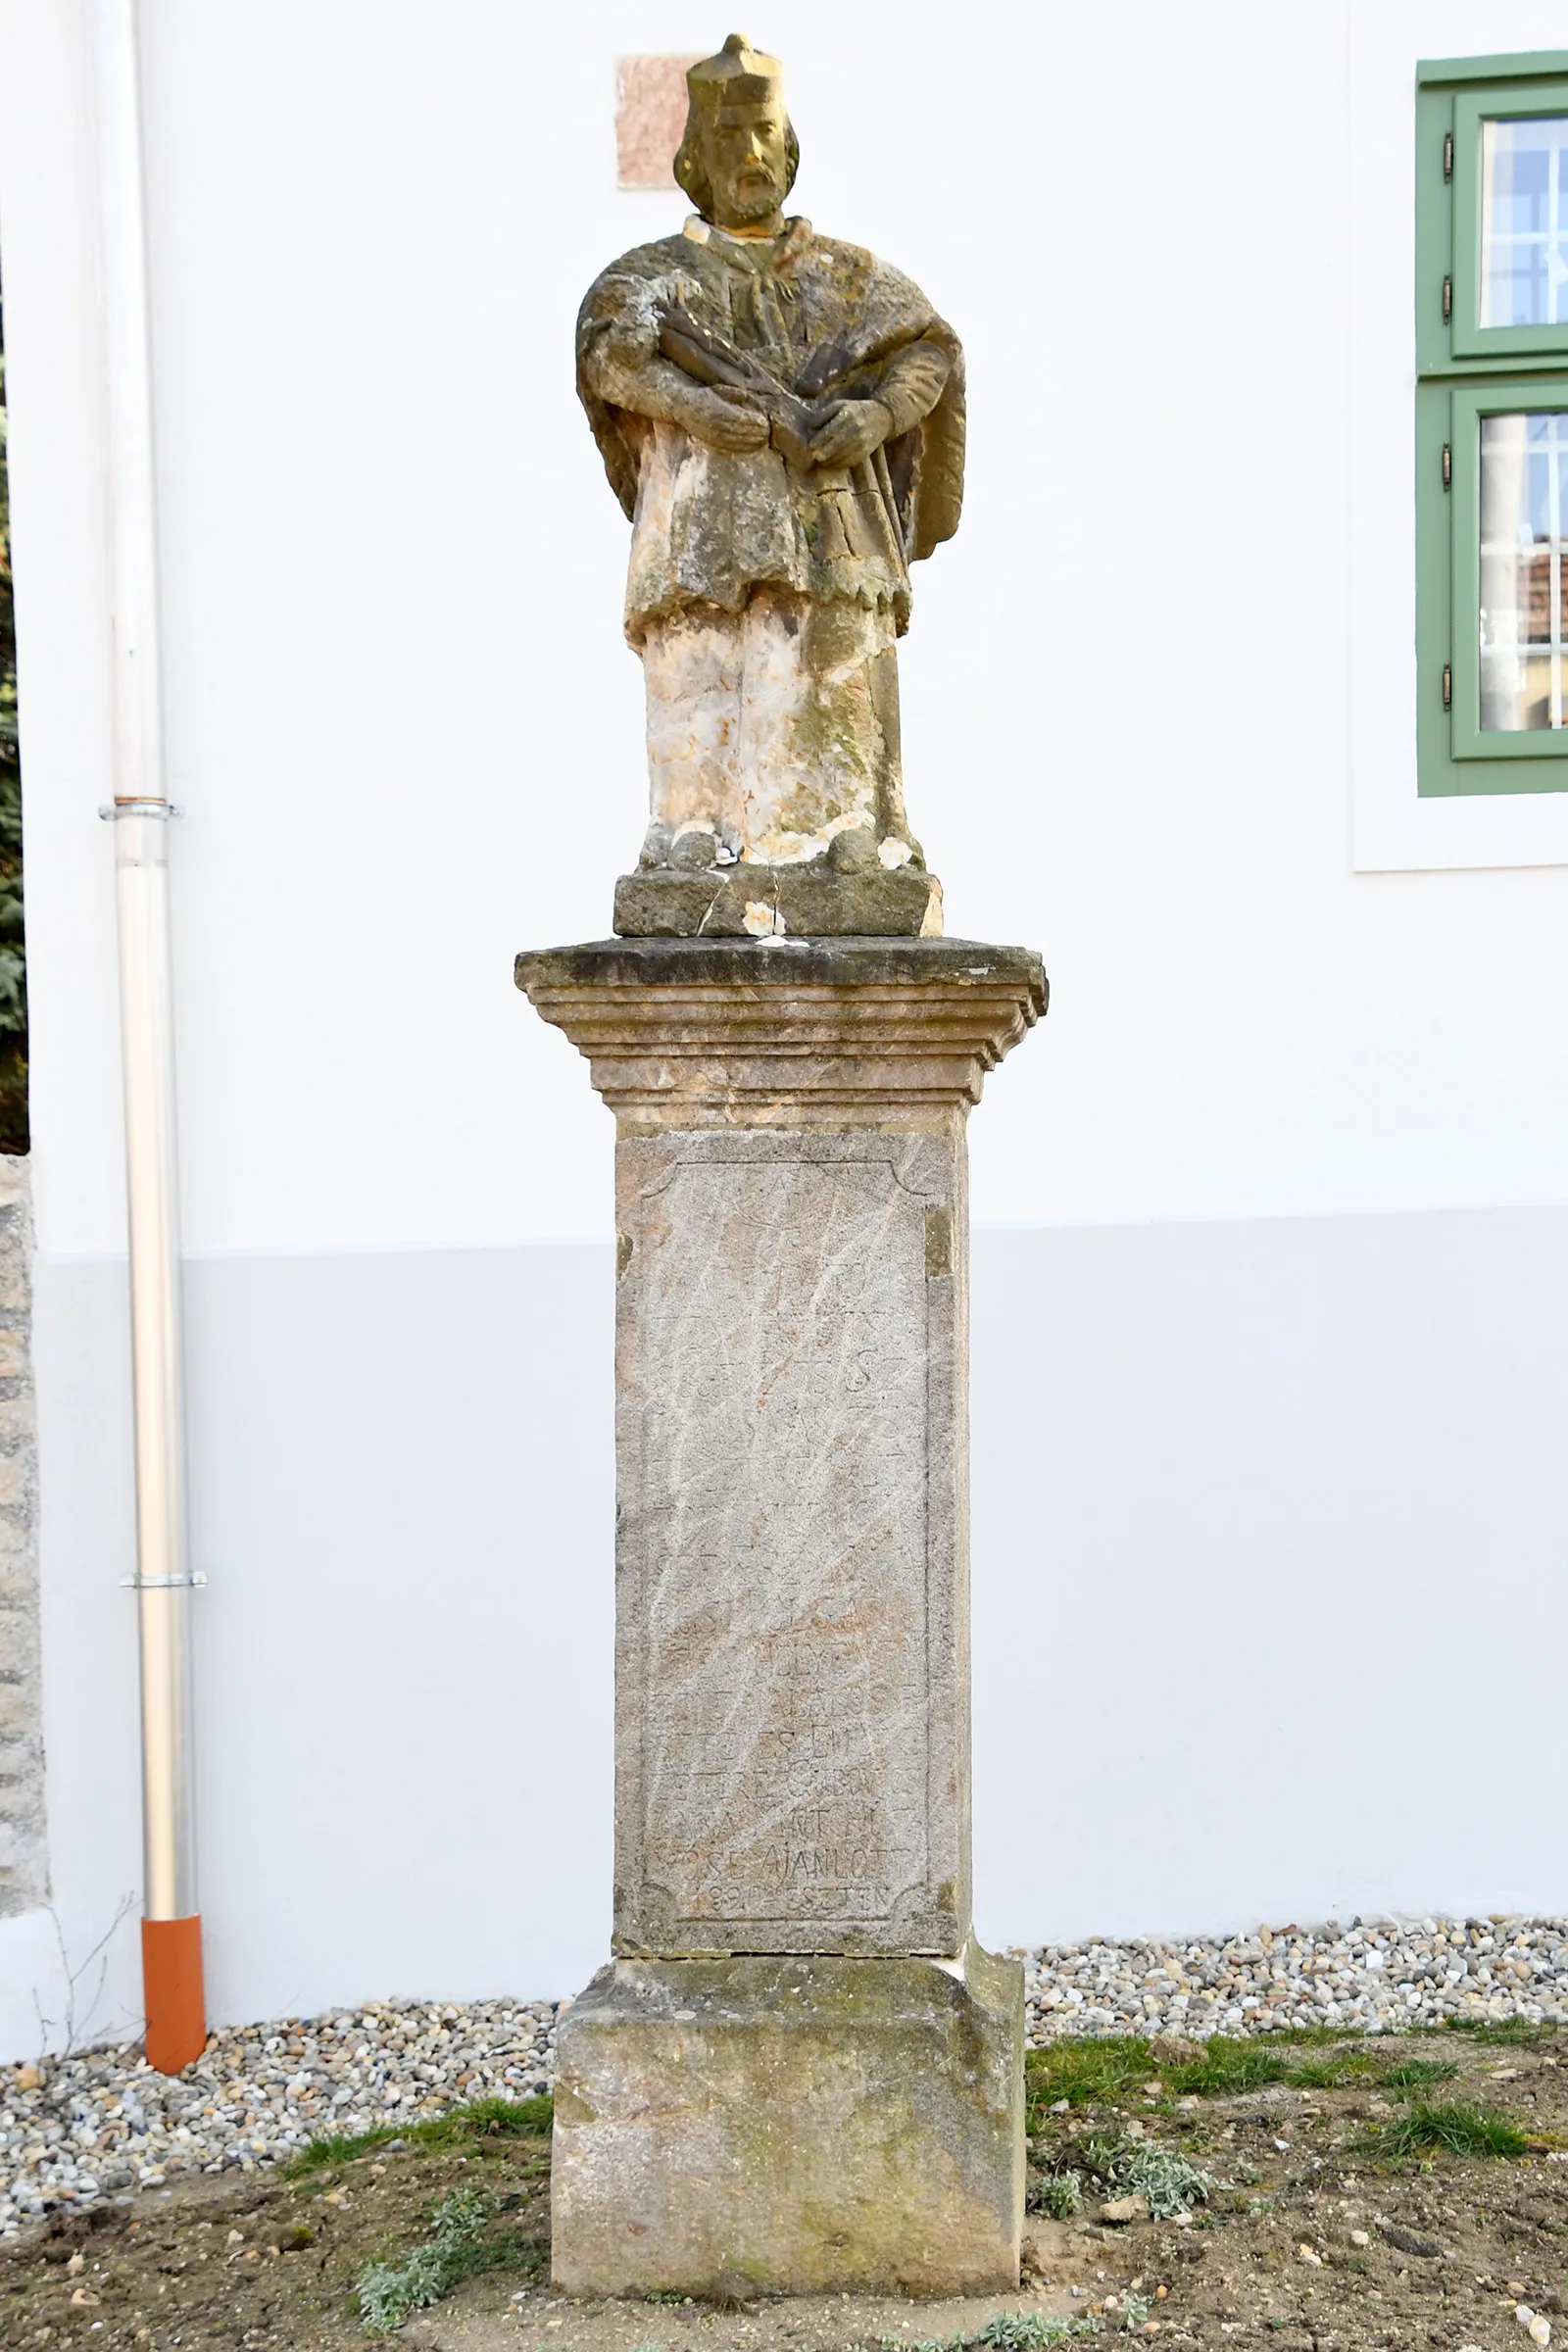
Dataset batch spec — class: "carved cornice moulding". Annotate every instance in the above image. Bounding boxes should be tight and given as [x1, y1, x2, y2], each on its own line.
[515, 937, 1048, 1128]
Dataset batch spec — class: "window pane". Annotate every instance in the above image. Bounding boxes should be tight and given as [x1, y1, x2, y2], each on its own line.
[1480, 412, 1568, 730]
[1481, 116, 1568, 327]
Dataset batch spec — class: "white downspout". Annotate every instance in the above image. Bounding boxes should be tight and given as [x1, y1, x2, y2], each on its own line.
[92, 0, 206, 2074]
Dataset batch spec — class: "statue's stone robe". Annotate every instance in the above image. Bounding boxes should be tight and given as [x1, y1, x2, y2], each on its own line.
[577, 219, 964, 870]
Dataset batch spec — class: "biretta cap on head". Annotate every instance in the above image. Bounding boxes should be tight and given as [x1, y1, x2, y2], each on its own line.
[686, 31, 784, 119]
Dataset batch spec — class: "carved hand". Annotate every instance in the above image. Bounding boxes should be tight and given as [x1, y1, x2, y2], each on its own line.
[679, 385, 770, 455]
[808, 398, 893, 469]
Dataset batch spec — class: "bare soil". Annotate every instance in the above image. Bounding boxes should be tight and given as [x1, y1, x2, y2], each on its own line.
[1, 2027, 1564, 2351]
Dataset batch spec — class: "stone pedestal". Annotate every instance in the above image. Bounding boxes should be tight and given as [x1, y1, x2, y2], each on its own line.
[551, 1942, 1023, 2297]
[515, 937, 1046, 2296]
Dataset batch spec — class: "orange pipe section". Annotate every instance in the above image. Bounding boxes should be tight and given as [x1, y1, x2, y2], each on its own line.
[142, 1915, 206, 2075]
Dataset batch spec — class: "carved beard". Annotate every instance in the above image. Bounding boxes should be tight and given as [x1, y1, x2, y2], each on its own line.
[716, 167, 786, 223]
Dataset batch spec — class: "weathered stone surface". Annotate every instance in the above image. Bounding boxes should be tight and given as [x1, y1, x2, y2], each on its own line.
[612, 862, 942, 939]
[613, 1128, 966, 1957]
[515, 942, 1043, 2290]
[580, 33, 964, 904]
[551, 1941, 1024, 2297]
[515, 936, 1047, 1129]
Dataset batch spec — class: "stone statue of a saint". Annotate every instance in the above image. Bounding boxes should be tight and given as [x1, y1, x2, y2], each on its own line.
[577, 33, 964, 936]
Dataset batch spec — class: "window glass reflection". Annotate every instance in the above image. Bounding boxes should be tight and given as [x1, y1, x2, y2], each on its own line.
[1480, 411, 1568, 730]
[1481, 116, 1568, 327]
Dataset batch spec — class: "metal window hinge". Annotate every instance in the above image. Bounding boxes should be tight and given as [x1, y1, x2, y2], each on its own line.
[1444, 129, 1453, 181]
[1443, 274, 1453, 323]
[1443, 441, 1451, 489]
[1443, 662, 1452, 711]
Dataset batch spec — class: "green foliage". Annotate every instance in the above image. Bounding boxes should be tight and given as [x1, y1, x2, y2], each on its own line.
[356, 2184, 498, 2335]
[1361, 2099, 1533, 2161]
[1443, 2015, 1561, 2046]
[1260, 2024, 1364, 2044]
[1168, 2039, 1298, 2097]
[1377, 2058, 1460, 2090]
[1028, 2029, 1485, 2116]
[1025, 2037, 1156, 2114]
[884, 2313, 1129, 2352]
[285, 2093, 552, 2179]
[1031, 2168, 1084, 2220]
[1280, 2058, 1354, 2089]
[973, 2314, 1102, 2348]
[1080, 2135, 1211, 2221]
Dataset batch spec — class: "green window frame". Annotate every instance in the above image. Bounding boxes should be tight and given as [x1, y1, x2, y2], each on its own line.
[1417, 52, 1568, 795]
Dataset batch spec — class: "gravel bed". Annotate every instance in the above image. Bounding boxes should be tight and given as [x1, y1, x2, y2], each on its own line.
[0, 1996, 558, 2237]
[1023, 1911, 1568, 2041]
[2, 1914, 1564, 2237]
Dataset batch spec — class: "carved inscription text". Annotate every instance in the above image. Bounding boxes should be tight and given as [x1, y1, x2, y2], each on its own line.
[625, 1153, 932, 1937]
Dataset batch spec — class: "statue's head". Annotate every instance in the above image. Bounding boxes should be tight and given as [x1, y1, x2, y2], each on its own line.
[674, 33, 799, 233]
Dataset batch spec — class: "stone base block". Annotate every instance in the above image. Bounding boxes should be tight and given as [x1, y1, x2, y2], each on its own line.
[612, 864, 943, 939]
[551, 1942, 1023, 2298]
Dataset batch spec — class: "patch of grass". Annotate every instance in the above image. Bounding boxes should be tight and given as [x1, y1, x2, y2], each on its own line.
[1260, 2024, 1364, 2045]
[1282, 2056, 1361, 2089]
[285, 2093, 552, 2179]
[1377, 2058, 1460, 2091]
[356, 2184, 503, 2336]
[1163, 2039, 1296, 2097]
[1360, 2099, 1533, 2162]
[1030, 2028, 1496, 2113]
[1026, 2036, 1156, 2113]
[1442, 2015, 1560, 2046]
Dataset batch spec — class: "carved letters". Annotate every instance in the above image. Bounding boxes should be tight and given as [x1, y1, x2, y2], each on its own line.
[615, 1140, 956, 1951]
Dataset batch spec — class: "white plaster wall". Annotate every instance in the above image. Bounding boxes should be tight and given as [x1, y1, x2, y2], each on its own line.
[0, 0, 1565, 2047]
[1, 1209, 1562, 2053]
[7, 0, 1568, 1260]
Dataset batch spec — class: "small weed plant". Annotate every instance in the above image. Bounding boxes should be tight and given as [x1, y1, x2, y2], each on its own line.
[356, 2185, 500, 2336]
[1030, 2168, 1084, 2220]
[1081, 2134, 1211, 2220]
[973, 2315, 1102, 2348]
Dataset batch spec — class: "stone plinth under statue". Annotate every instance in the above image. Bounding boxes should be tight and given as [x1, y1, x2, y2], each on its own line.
[515, 940, 1045, 2294]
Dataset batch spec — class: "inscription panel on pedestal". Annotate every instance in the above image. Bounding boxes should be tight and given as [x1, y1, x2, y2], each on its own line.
[616, 1140, 955, 1953]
